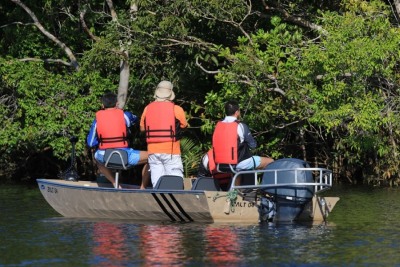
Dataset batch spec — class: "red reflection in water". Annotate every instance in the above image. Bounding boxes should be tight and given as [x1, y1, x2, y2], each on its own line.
[91, 222, 242, 266]
[92, 222, 127, 267]
[140, 224, 184, 267]
[205, 226, 241, 266]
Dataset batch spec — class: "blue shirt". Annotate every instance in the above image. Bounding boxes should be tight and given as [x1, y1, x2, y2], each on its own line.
[86, 111, 138, 148]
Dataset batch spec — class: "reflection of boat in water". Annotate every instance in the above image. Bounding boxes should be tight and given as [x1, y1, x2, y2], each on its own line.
[90, 222, 244, 266]
[37, 157, 339, 224]
[140, 224, 184, 266]
[204, 225, 241, 265]
[92, 222, 127, 266]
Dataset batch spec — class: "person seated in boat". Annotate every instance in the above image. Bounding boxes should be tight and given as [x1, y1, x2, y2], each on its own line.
[200, 100, 274, 185]
[87, 92, 149, 188]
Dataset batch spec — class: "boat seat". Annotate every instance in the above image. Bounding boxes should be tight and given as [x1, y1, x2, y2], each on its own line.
[103, 149, 131, 188]
[191, 177, 221, 191]
[216, 159, 258, 187]
[154, 175, 184, 190]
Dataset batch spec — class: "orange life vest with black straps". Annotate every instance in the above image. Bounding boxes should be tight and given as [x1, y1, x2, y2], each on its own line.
[212, 121, 239, 164]
[144, 101, 177, 143]
[96, 108, 129, 149]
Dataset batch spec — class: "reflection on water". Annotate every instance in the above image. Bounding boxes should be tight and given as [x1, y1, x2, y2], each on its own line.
[204, 226, 241, 266]
[91, 222, 129, 267]
[3, 184, 400, 266]
[88, 222, 246, 266]
[139, 224, 185, 266]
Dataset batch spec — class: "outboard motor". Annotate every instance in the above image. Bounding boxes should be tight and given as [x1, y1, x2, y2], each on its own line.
[261, 158, 314, 222]
[258, 197, 275, 222]
[58, 136, 79, 182]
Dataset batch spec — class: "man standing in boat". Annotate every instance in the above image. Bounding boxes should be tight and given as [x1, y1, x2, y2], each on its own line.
[202, 100, 274, 185]
[140, 81, 188, 188]
[87, 92, 149, 188]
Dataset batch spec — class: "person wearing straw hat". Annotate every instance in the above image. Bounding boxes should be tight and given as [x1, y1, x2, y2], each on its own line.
[140, 81, 188, 188]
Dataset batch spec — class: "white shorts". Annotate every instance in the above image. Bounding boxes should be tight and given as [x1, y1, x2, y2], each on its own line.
[148, 154, 183, 186]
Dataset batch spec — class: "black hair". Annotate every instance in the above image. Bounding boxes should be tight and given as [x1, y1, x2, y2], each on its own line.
[101, 92, 117, 108]
[224, 100, 240, 116]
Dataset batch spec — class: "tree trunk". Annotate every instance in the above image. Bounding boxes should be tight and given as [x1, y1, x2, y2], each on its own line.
[394, 0, 400, 18]
[117, 53, 129, 109]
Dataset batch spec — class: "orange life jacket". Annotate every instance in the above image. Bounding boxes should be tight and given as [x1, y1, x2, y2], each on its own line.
[144, 102, 177, 143]
[206, 149, 232, 186]
[96, 109, 129, 149]
[207, 149, 217, 173]
[212, 121, 239, 164]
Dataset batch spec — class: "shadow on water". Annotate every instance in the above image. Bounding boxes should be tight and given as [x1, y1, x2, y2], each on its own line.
[2, 184, 400, 266]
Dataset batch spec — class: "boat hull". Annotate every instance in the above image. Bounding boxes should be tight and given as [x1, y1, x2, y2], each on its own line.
[37, 179, 339, 224]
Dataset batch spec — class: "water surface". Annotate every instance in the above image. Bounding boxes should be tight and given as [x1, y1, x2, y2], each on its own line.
[1, 184, 400, 266]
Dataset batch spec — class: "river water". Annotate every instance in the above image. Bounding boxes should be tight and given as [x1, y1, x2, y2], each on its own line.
[1, 183, 400, 266]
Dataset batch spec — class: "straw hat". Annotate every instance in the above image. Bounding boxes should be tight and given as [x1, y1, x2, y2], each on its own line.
[154, 80, 175, 101]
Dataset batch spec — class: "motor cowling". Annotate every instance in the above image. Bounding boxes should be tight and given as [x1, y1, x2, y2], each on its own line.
[261, 158, 315, 221]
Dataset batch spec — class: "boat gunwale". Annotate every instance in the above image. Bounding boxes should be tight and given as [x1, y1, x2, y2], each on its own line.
[36, 178, 206, 195]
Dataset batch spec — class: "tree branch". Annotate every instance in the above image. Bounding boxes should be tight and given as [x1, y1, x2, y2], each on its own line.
[79, 6, 100, 42]
[195, 57, 220, 74]
[10, 0, 79, 70]
[106, 0, 118, 21]
[390, 0, 400, 24]
[187, 0, 255, 45]
[160, 36, 215, 49]
[261, 0, 326, 34]
[18, 57, 72, 67]
[0, 21, 34, 28]
[231, 73, 286, 96]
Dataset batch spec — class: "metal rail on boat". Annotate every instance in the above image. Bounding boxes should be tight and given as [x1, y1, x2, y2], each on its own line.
[229, 167, 333, 194]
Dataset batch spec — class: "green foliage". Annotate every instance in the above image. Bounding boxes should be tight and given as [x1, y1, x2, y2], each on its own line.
[0, 57, 115, 178]
[202, 1, 400, 182]
[180, 137, 203, 177]
[203, 17, 305, 158]
[2, 0, 400, 185]
[300, 1, 400, 181]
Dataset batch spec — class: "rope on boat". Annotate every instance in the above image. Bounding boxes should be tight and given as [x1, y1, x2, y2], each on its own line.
[212, 189, 238, 213]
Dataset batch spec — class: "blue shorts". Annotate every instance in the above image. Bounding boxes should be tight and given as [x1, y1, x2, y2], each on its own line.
[95, 148, 141, 166]
[236, 156, 261, 170]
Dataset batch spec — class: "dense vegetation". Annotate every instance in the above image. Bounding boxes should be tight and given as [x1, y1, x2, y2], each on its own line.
[1, 0, 400, 185]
